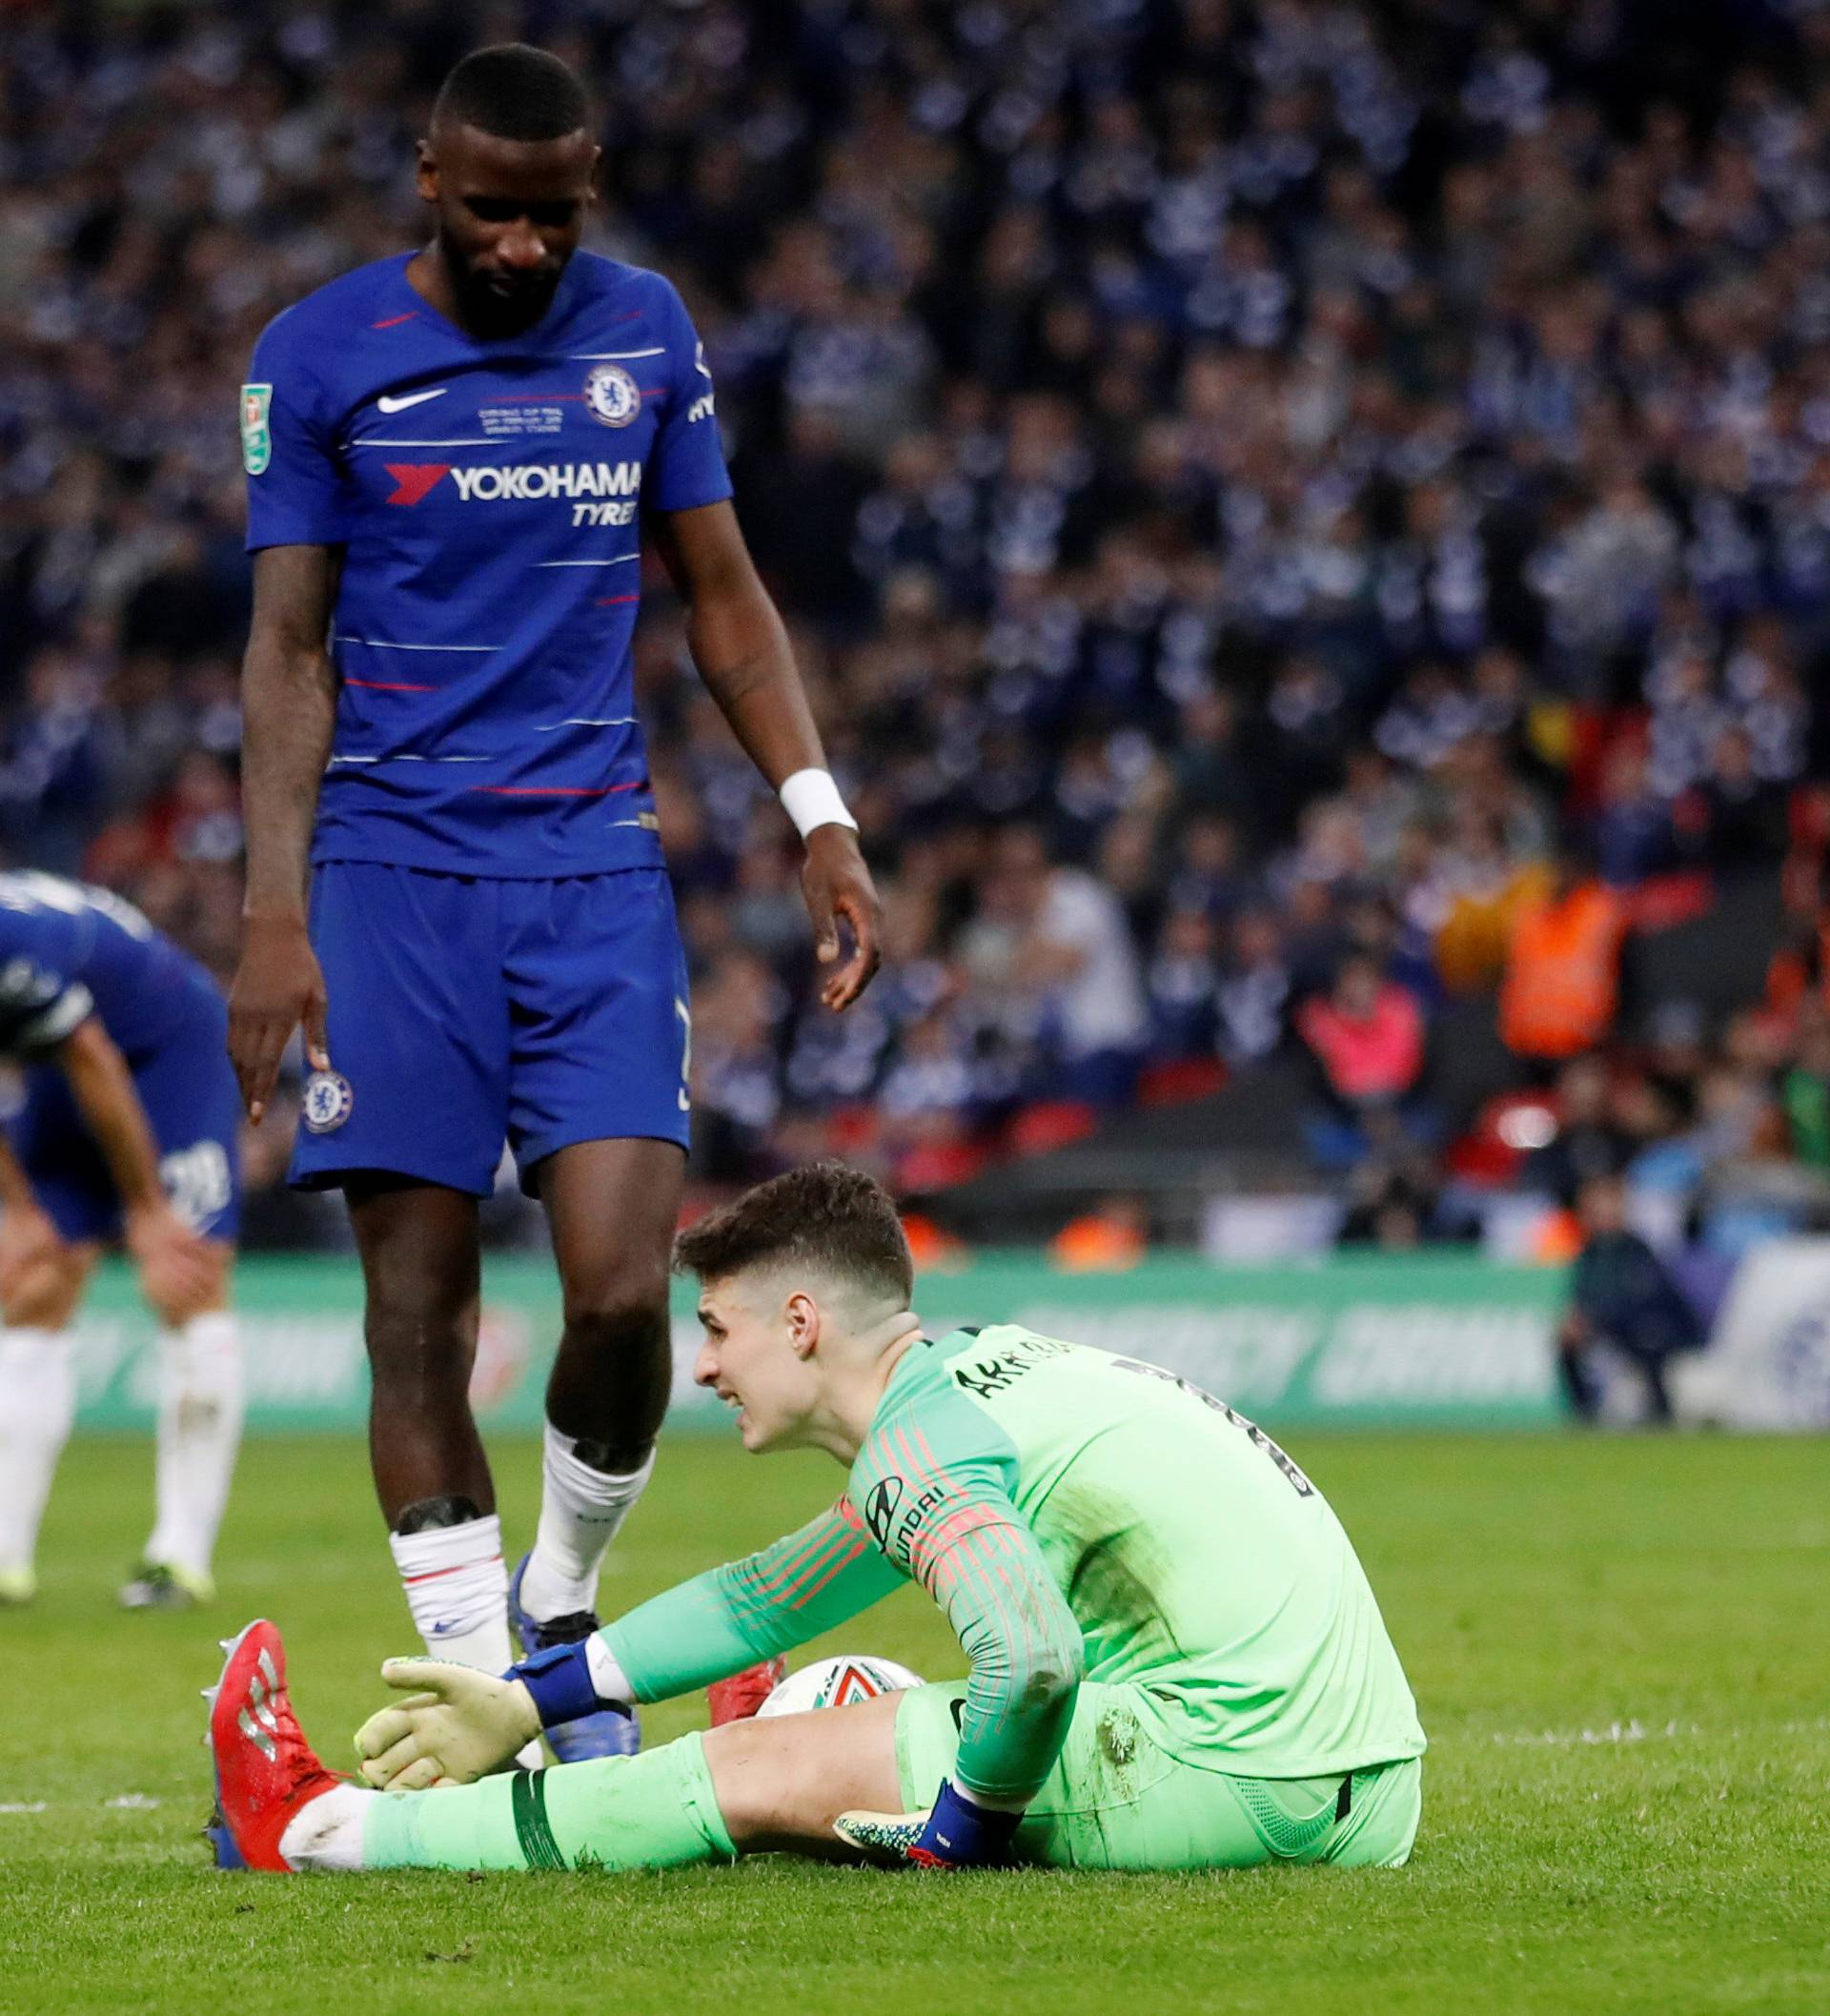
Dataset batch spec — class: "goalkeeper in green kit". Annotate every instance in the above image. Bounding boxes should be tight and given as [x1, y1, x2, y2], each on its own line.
[205, 1165, 1425, 1875]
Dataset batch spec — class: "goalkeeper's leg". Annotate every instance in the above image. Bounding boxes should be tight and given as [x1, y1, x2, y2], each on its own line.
[286, 1700, 908, 1871]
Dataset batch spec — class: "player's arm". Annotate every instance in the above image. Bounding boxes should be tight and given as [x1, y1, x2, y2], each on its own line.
[54, 1017, 216, 1304]
[836, 1436, 1085, 1867]
[228, 544, 338, 1123]
[646, 500, 882, 1011]
[518, 1495, 905, 1727]
[354, 1497, 905, 1785]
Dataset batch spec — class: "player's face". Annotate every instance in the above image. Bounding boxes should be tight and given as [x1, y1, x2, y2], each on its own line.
[692, 1278, 820, 1455]
[416, 123, 598, 336]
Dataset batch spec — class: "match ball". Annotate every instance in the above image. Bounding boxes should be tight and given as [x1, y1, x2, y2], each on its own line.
[755, 1654, 924, 1717]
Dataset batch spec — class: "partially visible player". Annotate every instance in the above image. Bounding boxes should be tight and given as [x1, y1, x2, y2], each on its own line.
[227, 44, 877, 1755]
[0, 871, 241, 1608]
[206, 1165, 1425, 1877]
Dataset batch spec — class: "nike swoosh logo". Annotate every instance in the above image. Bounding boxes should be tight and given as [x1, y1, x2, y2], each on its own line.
[377, 389, 448, 414]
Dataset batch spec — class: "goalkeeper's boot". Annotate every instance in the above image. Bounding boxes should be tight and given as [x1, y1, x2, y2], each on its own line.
[508, 1554, 639, 1761]
[203, 1619, 339, 1872]
[0, 1564, 36, 1607]
[707, 1657, 788, 1726]
[121, 1561, 213, 1611]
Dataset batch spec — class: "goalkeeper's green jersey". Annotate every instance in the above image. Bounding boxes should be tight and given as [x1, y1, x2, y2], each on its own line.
[603, 1326, 1426, 1807]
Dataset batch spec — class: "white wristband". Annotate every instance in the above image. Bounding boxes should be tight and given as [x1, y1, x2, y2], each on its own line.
[779, 767, 858, 839]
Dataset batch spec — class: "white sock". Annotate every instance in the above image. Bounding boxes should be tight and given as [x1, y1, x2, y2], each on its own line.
[389, 1513, 540, 1767]
[389, 1513, 517, 1668]
[0, 1328, 77, 1576]
[144, 1312, 243, 1579]
[518, 1423, 655, 1622]
[278, 1781, 371, 1872]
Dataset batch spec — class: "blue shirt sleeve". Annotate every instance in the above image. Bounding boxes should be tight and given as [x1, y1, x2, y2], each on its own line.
[645, 282, 734, 517]
[243, 312, 352, 553]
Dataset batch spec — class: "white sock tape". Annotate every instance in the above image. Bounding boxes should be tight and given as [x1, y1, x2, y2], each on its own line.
[779, 767, 857, 839]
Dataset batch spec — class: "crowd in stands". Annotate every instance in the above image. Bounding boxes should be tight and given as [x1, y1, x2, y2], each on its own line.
[7, 0, 1830, 1249]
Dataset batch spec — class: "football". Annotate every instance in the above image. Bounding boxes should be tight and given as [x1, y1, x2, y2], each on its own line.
[755, 1655, 925, 1718]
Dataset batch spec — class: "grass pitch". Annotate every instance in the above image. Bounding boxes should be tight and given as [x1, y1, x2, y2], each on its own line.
[0, 1430, 1825, 2016]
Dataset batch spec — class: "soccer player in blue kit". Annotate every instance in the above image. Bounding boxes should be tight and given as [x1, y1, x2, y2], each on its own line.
[0, 872, 242, 1609]
[226, 45, 880, 1757]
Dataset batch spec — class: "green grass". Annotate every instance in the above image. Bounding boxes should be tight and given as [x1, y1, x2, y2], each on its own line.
[1, 1432, 1826, 2015]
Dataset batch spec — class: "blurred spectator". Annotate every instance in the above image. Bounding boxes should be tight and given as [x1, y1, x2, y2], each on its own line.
[1557, 1174, 1705, 1424]
[1498, 849, 1627, 1070]
[1296, 951, 1429, 1167]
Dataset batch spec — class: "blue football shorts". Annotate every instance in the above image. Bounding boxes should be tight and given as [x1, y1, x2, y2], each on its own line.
[8, 974, 242, 1246]
[290, 863, 692, 1198]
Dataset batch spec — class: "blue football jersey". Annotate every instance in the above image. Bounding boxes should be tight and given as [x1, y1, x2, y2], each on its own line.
[0, 872, 206, 1063]
[242, 251, 733, 877]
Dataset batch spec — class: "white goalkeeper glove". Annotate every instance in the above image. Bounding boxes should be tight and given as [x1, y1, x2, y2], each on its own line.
[353, 1658, 541, 1790]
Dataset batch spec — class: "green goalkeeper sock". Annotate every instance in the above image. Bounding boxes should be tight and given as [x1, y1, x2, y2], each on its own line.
[359, 1732, 737, 1872]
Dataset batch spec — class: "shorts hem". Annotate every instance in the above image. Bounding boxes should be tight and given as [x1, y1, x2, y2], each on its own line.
[287, 1160, 495, 1200]
[513, 1127, 689, 1195]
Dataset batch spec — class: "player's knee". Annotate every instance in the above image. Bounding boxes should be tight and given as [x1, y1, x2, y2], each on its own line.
[145, 1246, 233, 1331]
[2, 1252, 87, 1331]
[364, 1284, 477, 1396]
[559, 1271, 668, 1354]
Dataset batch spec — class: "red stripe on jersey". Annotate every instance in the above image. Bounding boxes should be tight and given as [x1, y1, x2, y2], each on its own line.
[345, 677, 437, 692]
[371, 312, 419, 329]
[596, 595, 640, 606]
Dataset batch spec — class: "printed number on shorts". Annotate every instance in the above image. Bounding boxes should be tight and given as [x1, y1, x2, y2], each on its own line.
[160, 1142, 232, 1232]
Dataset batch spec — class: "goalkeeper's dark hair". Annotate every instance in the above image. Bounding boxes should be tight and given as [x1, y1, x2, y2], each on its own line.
[674, 1163, 915, 1307]
[431, 44, 591, 143]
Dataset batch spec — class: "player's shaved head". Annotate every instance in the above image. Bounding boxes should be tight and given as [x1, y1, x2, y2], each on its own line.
[431, 44, 591, 144]
[675, 1163, 915, 1314]
[413, 45, 598, 338]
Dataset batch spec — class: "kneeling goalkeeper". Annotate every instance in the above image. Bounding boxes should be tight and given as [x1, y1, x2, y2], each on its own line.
[207, 1164, 1426, 1874]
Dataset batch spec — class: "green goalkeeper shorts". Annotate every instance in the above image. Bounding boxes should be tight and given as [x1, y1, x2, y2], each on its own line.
[895, 1680, 1420, 1873]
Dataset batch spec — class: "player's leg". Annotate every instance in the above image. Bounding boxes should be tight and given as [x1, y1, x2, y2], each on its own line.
[291, 863, 519, 1682]
[0, 1065, 105, 1600]
[122, 990, 246, 1608]
[265, 1674, 907, 1874]
[347, 1178, 530, 1679]
[499, 871, 692, 1754]
[0, 1223, 96, 1601]
[523, 1136, 681, 1609]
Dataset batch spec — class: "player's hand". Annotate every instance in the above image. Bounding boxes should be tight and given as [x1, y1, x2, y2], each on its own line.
[228, 912, 330, 1124]
[833, 1780, 1023, 1868]
[354, 1659, 541, 1790]
[124, 1202, 219, 1315]
[0, 1200, 65, 1302]
[801, 825, 881, 1011]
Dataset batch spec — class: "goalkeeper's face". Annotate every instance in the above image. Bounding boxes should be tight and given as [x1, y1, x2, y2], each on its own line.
[691, 1273, 828, 1456]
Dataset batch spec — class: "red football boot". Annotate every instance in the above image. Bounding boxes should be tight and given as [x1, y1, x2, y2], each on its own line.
[205, 1619, 342, 1872]
[706, 1657, 788, 1727]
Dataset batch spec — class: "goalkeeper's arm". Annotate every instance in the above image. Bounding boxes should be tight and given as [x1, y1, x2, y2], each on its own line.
[514, 1496, 905, 1733]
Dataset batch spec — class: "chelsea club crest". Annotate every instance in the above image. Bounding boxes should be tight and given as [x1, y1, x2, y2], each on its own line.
[582, 362, 641, 427]
[301, 1069, 354, 1134]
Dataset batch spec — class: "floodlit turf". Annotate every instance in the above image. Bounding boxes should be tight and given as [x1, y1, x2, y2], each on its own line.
[1, 1431, 1825, 2016]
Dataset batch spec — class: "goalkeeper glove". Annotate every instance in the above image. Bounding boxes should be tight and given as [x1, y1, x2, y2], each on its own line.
[833, 1779, 1024, 1868]
[354, 1659, 541, 1790]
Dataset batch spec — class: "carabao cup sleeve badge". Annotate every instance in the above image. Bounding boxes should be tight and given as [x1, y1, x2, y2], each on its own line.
[240, 384, 274, 475]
